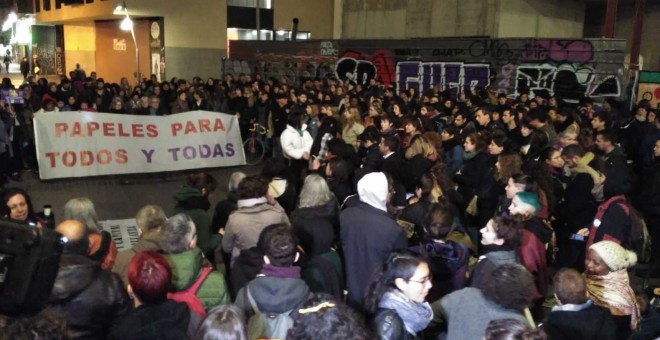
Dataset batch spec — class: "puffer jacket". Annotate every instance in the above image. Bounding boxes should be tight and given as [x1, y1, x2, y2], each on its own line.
[280, 124, 313, 160]
[48, 255, 131, 340]
[164, 247, 230, 312]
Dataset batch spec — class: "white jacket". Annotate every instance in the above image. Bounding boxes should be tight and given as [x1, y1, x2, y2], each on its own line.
[280, 124, 313, 160]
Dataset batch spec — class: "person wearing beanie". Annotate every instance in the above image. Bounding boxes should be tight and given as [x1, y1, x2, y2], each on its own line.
[509, 191, 552, 317]
[340, 172, 407, 308]
[585, 240, 640, 339]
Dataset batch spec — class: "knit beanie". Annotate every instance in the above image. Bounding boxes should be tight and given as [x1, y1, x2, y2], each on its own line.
[590, 240, 638, 271]
[515, 191, 540, 214]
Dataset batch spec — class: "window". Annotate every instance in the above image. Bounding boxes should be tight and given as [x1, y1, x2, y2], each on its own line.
[227, 0, 271, 9]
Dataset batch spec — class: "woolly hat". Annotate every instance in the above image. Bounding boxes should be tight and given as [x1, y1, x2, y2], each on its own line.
[515, 191, 540, 214]
[590, 240, 637, 271]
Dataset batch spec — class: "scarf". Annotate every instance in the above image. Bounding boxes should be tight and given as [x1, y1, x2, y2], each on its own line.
[237, 196, 267, 208]
[378, 289, 433, 334]
[572, 152, 602, 185]
[585, 269, 639, 330]
[463, 150, 478, 160]
[259, 263, 301, 279]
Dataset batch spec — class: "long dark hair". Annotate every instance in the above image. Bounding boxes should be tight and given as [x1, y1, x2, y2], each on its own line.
[363, 251, 424, 316]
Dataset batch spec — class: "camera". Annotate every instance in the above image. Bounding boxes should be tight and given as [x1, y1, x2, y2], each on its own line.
[0, 219, 63, 316]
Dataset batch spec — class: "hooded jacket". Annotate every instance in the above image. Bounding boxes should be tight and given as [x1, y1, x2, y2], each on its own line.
[164, 247, 230, 312]
[222, 199, 290, 264]
[48, 255, 131, 340]
[340, 172, 407, 307]
[112, 231, 162, 286]
[173, 186, 219, 257]
[517, 217, 552, 300]
[471, 248, 519, 290]
[235, 270, 311, 315]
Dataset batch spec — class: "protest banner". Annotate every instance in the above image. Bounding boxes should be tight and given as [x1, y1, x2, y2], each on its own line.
[34, 110, 245, 179]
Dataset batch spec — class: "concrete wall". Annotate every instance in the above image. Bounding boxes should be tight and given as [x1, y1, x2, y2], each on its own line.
[273, 0, 334, 39]
[95, 20, 151, 85]
[615, 2, 660, 71]
[341, 0, 583, 39]
[498, 0, 585, 38]
[63, 22, 96, 76]
[35, 0, 228, 81]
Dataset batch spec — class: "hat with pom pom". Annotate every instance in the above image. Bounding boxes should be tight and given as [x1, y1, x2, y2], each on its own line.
[589, 240, 637, 271]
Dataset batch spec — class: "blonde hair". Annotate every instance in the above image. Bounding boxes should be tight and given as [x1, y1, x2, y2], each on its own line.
[344, 106, 363, 130]
[405, 135, 436, 160]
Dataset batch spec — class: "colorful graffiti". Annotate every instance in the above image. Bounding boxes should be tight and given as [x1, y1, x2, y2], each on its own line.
[396, 61, 490, 97]
[228, 38, 625, 103]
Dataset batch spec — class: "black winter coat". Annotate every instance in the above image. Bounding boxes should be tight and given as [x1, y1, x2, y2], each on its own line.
[373, 308, 419, 340]
[454, 151, 491, 209]
[109, 300, 199, 340]
[542, 304, 617, 340]
[48, 255, 131, 339]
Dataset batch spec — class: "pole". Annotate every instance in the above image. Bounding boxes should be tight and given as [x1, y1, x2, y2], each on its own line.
[604, 0, 618, 38]
[125, 8, 139, 85]
[256, 0, 260, 41]
[629, 0, 645, 71]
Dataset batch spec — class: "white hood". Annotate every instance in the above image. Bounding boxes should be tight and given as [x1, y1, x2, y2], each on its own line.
[358, 172, 389, 212]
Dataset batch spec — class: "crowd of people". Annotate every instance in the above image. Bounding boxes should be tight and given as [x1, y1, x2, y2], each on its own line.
[1, 69, 660, 339]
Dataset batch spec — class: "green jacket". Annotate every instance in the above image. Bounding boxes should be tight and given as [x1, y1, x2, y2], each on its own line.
[173, 186, 221, 256]
[164, 247, 230, 312]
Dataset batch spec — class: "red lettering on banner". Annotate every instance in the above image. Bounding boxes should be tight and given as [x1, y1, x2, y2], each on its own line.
[62, 151, 76, 167]
[116, 149, 128, 164]
[146, 124, 158, 137]
[171, 119, 225, 136]
[118, 123, 130, 137]
[55, 123, 68, 138]
[199, 119, 211, 132]
[87, 122, 100, 136]
[103, 122, 116, 136]
[184, 121, 197, 134]
[80, 151, 94, 166]
[132, 124, 144, 137]
[44, 149, 130, 168]
[214, 118, 225, 132]
[71, 122, 83, 137]
[171, 123, 182, 136]
[45, 152, 59, 167]
[97, 150, 112, 164]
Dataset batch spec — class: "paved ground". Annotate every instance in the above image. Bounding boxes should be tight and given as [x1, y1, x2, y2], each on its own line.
[13, 165, 263, 223]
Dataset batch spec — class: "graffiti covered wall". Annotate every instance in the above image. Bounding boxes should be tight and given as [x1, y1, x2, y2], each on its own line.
[229, 38, 626, 103]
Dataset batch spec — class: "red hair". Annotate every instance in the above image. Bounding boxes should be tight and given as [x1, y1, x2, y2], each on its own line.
[127, 251, 172, 304]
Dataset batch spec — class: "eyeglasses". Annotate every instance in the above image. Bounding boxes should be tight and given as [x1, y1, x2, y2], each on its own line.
[407, 276, 432, 285]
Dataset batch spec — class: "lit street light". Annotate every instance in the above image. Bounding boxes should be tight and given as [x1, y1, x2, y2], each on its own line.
[115, 1, 139, 85]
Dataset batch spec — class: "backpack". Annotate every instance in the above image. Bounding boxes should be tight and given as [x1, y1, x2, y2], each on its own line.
[621, 203, 652, 264]
[167, 266, 212, 317]
[243, 286, 302, 340]
[591, 195, 652, 263]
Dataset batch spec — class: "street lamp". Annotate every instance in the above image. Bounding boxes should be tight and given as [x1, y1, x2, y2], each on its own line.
[115, 1, 139, 85]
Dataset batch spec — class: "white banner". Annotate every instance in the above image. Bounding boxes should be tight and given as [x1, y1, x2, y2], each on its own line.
[34, 111, 245, 179]
[100, 218, 140, 252]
